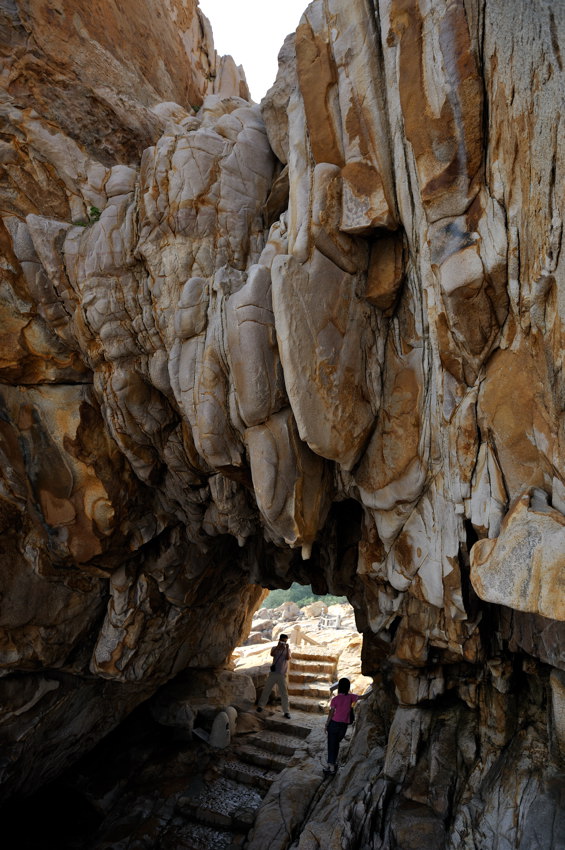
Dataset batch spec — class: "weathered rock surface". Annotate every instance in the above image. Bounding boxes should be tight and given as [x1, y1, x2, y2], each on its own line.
[471, 488, 565, 620]
[1, 0, 565, 848]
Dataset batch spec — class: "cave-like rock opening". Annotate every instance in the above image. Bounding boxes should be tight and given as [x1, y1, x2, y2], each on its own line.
[1, 1, 565, 848]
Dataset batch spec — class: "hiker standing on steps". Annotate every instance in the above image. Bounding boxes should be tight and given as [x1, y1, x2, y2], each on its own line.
[324, 677, 371, 775]
[256, 633, 292, 719]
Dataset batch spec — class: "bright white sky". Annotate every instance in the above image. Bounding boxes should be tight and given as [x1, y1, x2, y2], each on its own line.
[198, 0, 308, 102]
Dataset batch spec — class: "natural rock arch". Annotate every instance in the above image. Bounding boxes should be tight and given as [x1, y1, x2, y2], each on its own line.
[0, 0, 564, 847]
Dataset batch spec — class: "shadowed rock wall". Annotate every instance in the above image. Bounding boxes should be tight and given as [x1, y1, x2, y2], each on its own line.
[0, 0, 564, 846]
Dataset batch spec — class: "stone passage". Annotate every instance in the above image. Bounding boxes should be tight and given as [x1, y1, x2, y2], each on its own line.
[288, 648, 339, 713]
[176, 712, 312, 848]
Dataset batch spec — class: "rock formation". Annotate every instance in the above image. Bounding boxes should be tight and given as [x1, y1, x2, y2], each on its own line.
[0, 0, 564, 847]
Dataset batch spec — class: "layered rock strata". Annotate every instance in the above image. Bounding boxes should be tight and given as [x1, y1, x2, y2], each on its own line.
[0, 0, 564, 847]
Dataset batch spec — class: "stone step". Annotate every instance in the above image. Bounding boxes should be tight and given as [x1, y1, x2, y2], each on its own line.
[288, 681, 330, 699]
[177, 800, 255, 835]
[223, 760, 278, 794]
[291, 649, 339, 663]
[262, 715, 311, 739]
[236, 744, 288, 772]
[288, 670, 331, 683]
[245, 730, 306, 757]
[289, 695, 328, 714]
[177, 776, 262, 834]
[290, 659, 336, 675]
[170, 821, 246, 850]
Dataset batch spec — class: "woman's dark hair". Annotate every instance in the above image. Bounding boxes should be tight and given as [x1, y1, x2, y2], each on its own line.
[337, 677, 351, 694]
[279, 634, 288, 641]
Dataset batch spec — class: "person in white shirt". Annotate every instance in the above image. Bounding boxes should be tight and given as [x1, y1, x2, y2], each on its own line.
[256, 634, 292, 718]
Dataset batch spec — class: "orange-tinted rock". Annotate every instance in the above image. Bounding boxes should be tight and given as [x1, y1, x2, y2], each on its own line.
[355, 278, 425, 531]
[311, 162, 360, 274]
[271, 250, 377, 469]
[365, 232, 405, 314]
[1, 0, 247, 163]
[245, 408, 332, 557]
[1, 2, 565, 844]
[470, 489, 565, 621]
[295, 7, 344, 167]
[387, 0, 483, 221]
[477, 345, 557, 496]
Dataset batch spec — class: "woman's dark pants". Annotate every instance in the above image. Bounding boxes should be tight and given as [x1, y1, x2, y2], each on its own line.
[327, 720, 348, 764]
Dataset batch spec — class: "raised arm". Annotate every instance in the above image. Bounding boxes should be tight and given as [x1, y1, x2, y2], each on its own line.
[357, 687, 373, 701]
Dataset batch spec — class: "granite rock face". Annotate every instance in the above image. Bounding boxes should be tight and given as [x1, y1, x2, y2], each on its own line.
[1, 0, 565, 847]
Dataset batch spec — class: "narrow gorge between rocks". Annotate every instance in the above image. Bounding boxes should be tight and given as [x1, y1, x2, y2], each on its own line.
[0, 0, 564, 848]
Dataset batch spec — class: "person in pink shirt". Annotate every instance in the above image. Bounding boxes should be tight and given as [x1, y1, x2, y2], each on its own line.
[324, 677, 371, 775]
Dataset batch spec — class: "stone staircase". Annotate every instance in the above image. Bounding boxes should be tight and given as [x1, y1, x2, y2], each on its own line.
[175, 712, 313, 849]
[288, 648, 339, 713]
[172, 649, 338, 847]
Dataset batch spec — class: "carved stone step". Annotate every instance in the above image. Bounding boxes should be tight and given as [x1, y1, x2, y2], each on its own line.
[289, 670, 330, 683]
[167, 820, 247, 850]
[289, 695, 328, 713]
[236, 744, 288, 772]
[245, 730, 306, 756]
[290, 659, 336, 675]
[291, 649, 339, 663]
[262, 715, 312, 739]
[177, 776, 262, 834]
[288, 681, 330, 699]
[223, 760, 278, 795]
